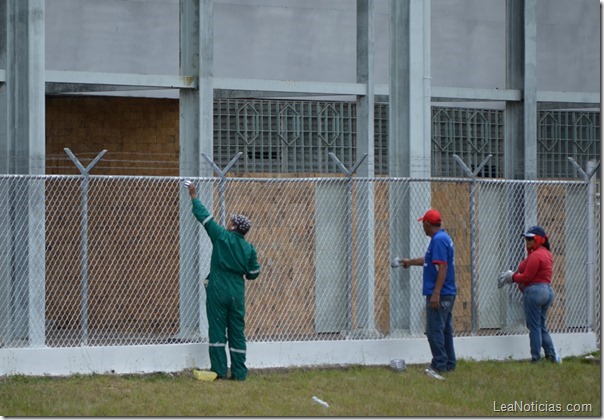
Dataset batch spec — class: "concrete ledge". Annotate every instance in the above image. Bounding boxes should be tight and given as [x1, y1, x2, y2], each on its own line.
[0, 343, 209, 376]
[248, 332, 598, 367]
[0, 332, 597, 376]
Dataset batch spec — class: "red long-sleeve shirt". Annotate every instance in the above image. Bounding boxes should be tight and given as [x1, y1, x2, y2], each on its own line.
[512, 245, 553, 291]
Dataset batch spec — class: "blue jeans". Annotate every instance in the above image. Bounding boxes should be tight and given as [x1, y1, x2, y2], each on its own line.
[523, 284, 556, 362]
[425, 295, 456, 372]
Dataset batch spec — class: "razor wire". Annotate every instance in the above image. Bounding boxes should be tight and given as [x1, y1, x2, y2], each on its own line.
[0, 174, 599, 348]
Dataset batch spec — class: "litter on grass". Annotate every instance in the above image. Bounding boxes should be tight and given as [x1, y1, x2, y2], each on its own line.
[389, 359, 406, 372]
[193, 369, 218, 381]
[311, 396, 330, 408]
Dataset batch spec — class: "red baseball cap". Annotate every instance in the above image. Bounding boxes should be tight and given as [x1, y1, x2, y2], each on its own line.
[418, 209, 442, 224]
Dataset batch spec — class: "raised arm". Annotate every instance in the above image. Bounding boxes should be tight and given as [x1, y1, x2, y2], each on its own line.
[185, 181, 225, 240]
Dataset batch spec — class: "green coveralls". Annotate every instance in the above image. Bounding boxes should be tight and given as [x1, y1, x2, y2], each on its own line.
[191, 198, 261, 380]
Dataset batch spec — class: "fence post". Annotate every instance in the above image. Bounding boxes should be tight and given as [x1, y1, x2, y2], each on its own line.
[328, 152, 368, 334]
[64, 148, 107, 346]
[201, 152, 243, 226]
[453, 154, 492, 335]
[568, 157, 600, 332]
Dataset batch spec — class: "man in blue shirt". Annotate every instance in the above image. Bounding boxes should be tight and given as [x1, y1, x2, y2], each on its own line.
[400, 209, 456, 379]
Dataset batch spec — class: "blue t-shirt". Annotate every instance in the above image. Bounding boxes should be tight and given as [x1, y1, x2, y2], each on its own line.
[422, 229, 456, 296]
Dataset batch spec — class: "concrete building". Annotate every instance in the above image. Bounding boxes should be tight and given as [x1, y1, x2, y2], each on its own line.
[0, 0, 600, 376]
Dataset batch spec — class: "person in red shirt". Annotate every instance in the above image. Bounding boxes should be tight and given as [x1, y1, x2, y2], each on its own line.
[498, 226, 561, 363]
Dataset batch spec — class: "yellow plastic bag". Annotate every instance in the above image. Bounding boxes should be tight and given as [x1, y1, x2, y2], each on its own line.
[193, 369, 218, 381]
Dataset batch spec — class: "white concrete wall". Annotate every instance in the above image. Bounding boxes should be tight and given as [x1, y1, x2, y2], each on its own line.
[0, 332, 597, 376]
[44, 0, 600, 93]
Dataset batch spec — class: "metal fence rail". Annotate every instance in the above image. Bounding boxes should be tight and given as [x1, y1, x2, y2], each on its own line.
[0, 175, 599, 348]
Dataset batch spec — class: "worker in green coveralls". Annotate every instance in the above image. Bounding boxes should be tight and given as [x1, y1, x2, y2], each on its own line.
[185, 181, 261, 381]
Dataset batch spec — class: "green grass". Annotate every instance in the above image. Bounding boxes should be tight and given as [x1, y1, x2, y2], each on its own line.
[0, 355, 600, 416]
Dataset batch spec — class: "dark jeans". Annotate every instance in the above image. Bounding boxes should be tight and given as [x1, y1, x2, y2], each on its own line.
[523, 283, 556, 362]
[425, 295, 456, 372]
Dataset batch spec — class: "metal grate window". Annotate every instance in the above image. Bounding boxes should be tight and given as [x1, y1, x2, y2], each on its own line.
[538, 110, 601, 179]
[214, 99, 357, 174]
[374, 103, 389, 176]
[431, 107, 504, 178]
[213, 99, 599, 179]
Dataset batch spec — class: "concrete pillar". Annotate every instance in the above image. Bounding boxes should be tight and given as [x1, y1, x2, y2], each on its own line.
[179, 0, 215, 340]
[388, 0, 431, 336]
[0, 0, 46, 347]
[354, 0, 376, 336]
[501, 0, 538, 329]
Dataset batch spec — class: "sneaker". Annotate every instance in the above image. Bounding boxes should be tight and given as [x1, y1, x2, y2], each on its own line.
[425, 366, 445, 381]
[546, 353, 562, 364]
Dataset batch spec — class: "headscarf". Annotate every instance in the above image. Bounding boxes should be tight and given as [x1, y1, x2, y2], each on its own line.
[231, 214, 251, 235]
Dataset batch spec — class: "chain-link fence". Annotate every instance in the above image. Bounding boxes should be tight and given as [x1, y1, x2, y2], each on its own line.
[0, 174, 599, 349]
